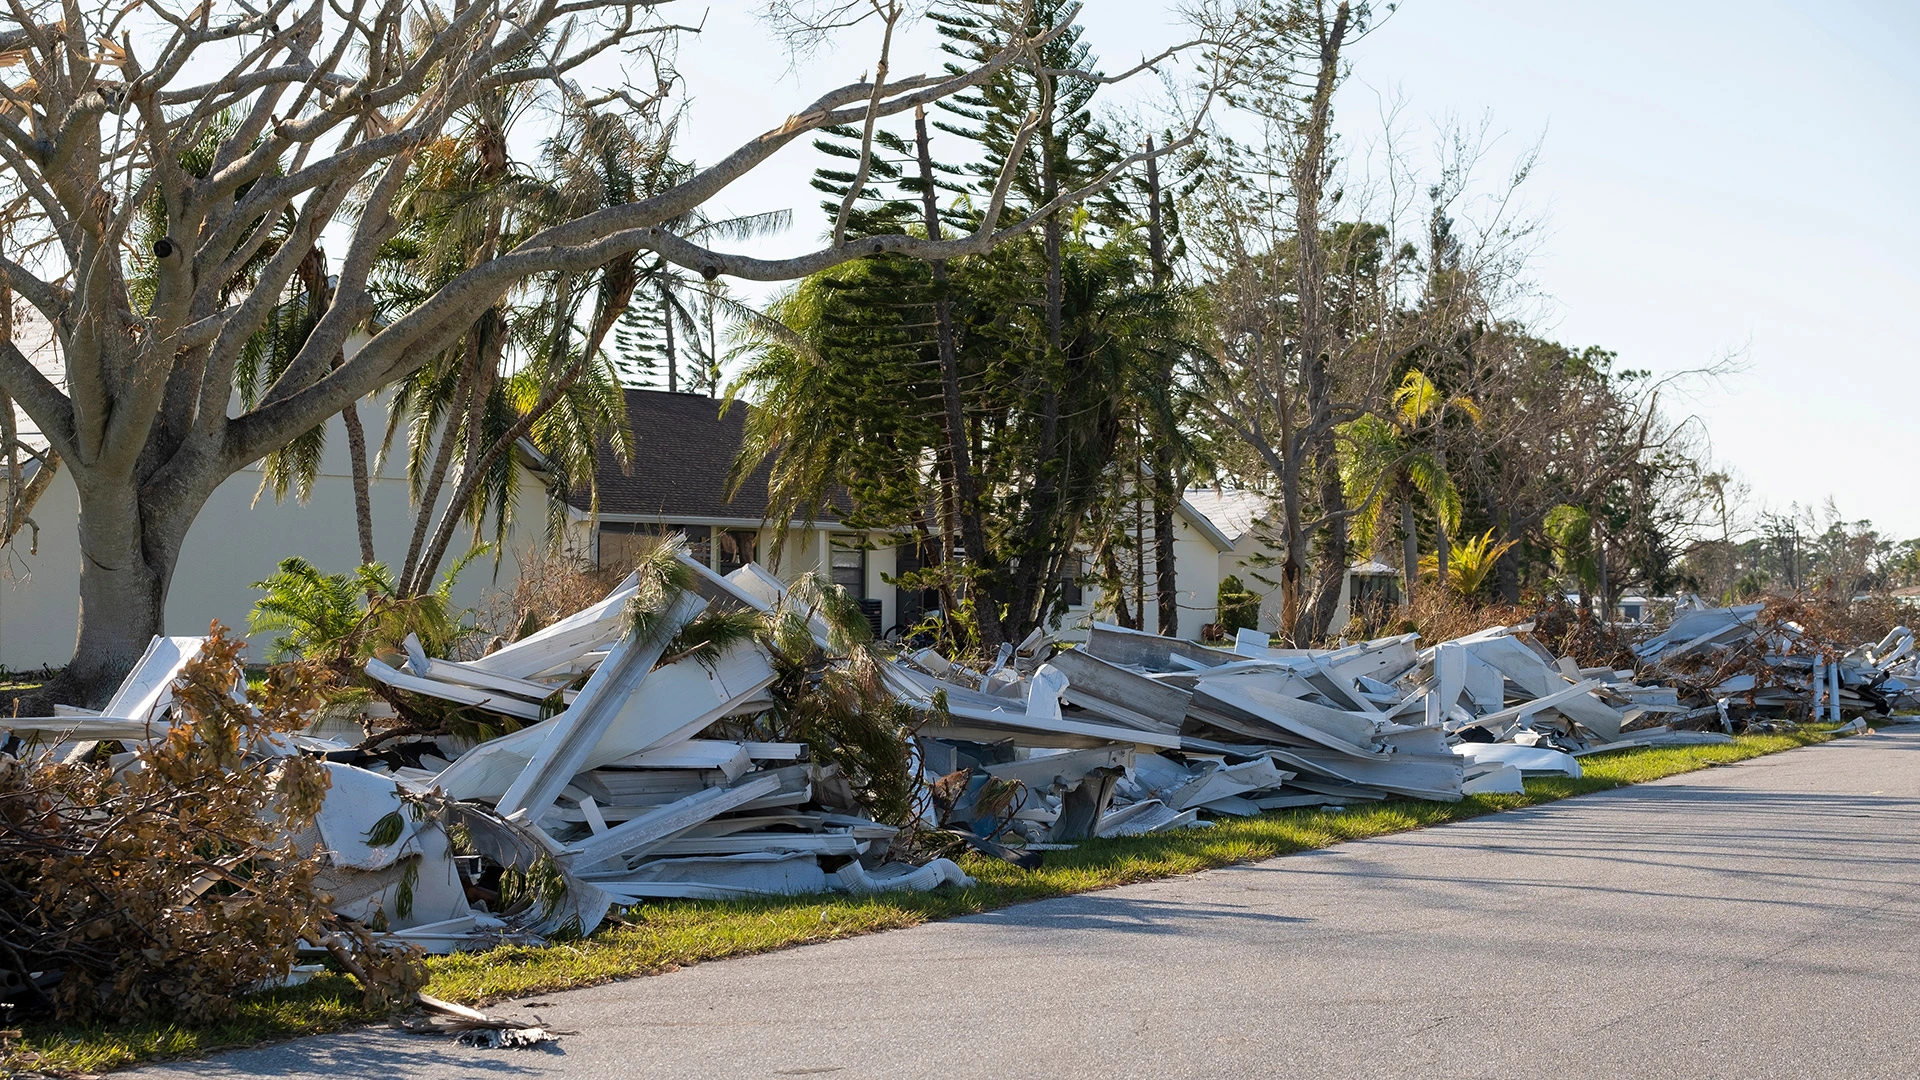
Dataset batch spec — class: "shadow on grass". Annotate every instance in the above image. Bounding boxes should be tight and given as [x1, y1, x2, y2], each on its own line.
[10, 726, 1849, 1075]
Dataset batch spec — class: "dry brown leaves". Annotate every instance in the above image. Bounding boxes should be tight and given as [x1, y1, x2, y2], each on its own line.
[0, 624, 425, 1023]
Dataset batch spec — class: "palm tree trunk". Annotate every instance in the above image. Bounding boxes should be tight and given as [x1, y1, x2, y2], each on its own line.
[409, 264, 636, 596]
[342, 400, 376, 566]
[663, 279, 677, 393]
[401, 374, 467, 588]
[1400, 494, 1417, 607]
[407, 309, 501, 594]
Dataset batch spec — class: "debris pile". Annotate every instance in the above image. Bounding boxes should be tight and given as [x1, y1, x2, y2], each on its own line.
[1633, 603, 1920, 724]
[0, 630, 427, 1022]
[892, 600, 1913, 844]
[4, 564, 1906, 1020]
[341, 551, 971, 940]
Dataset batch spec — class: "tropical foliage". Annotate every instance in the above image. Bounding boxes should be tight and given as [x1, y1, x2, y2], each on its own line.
[248, 556, 474, 664]
[1420, 530, 1521, 599]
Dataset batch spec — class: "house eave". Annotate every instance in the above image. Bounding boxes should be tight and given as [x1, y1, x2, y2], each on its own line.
[1176, 498, 1237, 553]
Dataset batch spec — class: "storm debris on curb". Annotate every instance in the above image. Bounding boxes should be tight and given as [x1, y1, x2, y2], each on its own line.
[2, 561, 1902, 1022]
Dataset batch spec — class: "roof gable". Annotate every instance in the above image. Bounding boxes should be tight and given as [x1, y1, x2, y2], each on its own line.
[570, 389, 843, 524]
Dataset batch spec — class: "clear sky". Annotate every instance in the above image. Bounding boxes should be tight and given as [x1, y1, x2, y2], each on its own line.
[661, 1, 1920, 536]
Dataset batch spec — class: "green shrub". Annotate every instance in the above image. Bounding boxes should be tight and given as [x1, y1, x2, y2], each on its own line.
[1217, 575, 1262, 636]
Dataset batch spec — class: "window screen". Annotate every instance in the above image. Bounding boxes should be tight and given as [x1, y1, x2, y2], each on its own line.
[829, 535, 866, 599]
[1056, 555, 1085, 608]
[598, 523, 710, 569]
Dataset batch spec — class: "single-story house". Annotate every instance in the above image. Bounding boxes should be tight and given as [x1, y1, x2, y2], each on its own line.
[1177, 487, 1408, 638]
[568, 390, 1247, 643]
[0, 324, 1382, 665]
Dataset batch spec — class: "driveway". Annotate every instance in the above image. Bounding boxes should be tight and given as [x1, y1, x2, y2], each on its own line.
[137, 727, 1920, 1079]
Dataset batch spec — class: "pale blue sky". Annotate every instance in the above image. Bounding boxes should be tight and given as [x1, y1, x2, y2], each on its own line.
[664, 1, 1920, 536]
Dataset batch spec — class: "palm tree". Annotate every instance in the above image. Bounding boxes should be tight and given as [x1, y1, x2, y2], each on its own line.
[1338, 368, 1479, 605]
[387, 104, 672, 596]
[1420, 529, 1519, 599]
[614, 218, 790, 396]
[370, 74, 544, 595]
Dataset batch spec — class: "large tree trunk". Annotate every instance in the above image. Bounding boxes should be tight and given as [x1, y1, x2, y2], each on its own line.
[54, 474, 209, 708]
[1296, 3, 1354, 641]
[1144, 140, 1181, 638]
[1280, 453, 1309, 646]
[1153, 466, 1177, 635]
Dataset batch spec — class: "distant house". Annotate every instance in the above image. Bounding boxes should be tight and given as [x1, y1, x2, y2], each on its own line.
[1171, 488, 1409, 638]
[568, 390, 1243, 642]
[0, 344, 1373, 665]
[561, 388, 905, 635]
[1181, 486, 1286, 632]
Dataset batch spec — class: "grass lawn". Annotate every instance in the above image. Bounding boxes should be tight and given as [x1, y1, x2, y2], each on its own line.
[7, 724, 1868, 1075]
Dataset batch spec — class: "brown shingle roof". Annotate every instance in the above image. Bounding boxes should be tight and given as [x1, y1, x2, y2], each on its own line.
[567, 389, 842, 523]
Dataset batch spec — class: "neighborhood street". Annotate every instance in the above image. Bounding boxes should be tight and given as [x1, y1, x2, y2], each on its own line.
[138, 728, 1920, 1080]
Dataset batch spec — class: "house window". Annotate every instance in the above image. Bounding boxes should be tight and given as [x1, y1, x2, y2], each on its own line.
[598, 523, 710, 569]
[1056, 555, 1086, 608]
[716, 529, 758, 576]
[895, 540, 939, 627]
[1352, 572, 1400, 609]
[830, 535, 866, 599]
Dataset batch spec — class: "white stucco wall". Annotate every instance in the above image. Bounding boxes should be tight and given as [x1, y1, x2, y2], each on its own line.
[0, 407, 534, 670]
[1047, 512, 1228, 643]
[1217, 535, 1287, 635]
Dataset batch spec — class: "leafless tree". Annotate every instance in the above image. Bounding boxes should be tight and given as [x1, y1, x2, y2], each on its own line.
[0, 0, 1189, 702]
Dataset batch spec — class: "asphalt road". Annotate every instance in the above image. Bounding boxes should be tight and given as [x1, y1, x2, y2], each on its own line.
[139, 728, 1920, 1079]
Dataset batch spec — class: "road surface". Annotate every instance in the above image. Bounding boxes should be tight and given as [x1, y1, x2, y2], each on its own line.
[138, 727, 1920, 1079]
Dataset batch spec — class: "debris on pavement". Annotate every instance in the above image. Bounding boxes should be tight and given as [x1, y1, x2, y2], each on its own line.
[398, 993, 571, 1049]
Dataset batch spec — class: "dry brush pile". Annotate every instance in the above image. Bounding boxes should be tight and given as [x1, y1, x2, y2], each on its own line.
[0, 629, 425, 1023]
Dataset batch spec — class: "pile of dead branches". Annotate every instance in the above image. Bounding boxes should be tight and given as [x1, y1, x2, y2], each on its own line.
[0, 628, 425, 1022]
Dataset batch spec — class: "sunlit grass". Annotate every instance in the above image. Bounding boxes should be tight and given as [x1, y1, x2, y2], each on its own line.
[8, 724, 1856, 1075]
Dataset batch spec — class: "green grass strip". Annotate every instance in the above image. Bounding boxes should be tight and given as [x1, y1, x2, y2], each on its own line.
[9, 725, 1858, 1075]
